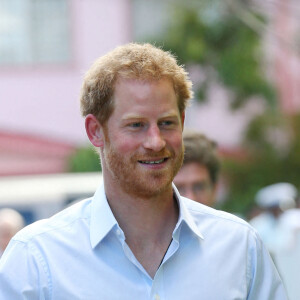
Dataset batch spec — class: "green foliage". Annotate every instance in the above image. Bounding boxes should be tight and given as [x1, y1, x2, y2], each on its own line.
[155, 2, 276, 109]
[68, 145, 101, 173]
[219, 112, 300, 217]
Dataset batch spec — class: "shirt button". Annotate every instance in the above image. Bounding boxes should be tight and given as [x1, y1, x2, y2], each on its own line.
[116, 229, 121, 236]
[154, 294, 160, 300]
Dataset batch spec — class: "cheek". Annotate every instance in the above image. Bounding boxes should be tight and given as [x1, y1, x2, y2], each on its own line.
[112, 134, 140, 154]
[104, 124, 138, 154]
[167, 132, 183, 150]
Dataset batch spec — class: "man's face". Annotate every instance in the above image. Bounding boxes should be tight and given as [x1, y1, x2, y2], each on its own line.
[174, 162, 216, 206]
[101, 78, 184, 198]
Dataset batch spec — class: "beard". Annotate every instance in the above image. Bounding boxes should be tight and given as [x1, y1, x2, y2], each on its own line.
[101, 132, 184, 198]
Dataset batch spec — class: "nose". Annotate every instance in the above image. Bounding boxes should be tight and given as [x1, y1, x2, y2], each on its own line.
[143, 124, 166, 152]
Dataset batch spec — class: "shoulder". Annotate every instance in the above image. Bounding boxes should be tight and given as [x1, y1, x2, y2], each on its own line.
[181, 197, 258, 236]
[12, 197, 92, 244]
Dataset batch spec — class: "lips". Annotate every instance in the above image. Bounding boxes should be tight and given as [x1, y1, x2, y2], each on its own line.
[138, 158, 168, 164]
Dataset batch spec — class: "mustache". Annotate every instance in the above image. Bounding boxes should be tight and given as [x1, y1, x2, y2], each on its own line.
[134, 150, 173, 160]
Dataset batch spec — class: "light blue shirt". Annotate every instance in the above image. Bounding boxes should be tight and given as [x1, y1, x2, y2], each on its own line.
[0, 184, 287, 299]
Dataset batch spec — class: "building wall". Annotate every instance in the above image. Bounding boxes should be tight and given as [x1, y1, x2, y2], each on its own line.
[0, 131, 75, 176]
[272, 0, 300, 113]
[0, 0, 131, 145]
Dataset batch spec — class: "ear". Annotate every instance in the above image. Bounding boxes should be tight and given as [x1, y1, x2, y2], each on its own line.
[181, 111, 185, 130]
[85, 114, 104, 147]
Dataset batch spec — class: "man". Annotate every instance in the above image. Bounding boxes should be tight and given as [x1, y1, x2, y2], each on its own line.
[249, 183, 298, 300]
[174, 129, 220, 206]
[0, 43, 286, 299]
[0, 208, 24, 257]
[250, 182, 297, 255]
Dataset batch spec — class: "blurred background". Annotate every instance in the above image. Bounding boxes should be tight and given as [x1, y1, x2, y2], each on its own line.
[0, 0, 300, 297]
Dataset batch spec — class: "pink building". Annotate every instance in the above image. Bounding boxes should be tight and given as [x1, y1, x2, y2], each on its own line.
[272, 0, 300, 113]
[0, 0, 131, 175]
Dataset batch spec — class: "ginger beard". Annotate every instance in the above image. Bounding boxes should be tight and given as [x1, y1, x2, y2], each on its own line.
[101, 128, 184, 198]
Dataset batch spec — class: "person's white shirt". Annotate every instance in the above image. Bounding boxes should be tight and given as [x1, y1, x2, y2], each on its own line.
[0, 184, 287, 299]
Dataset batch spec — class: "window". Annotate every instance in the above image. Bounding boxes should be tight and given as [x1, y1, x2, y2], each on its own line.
[0, 0, 71, 65]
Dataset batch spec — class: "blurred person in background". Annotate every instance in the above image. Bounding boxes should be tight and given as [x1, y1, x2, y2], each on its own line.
[275, 194, 300, 300]
[0, 208, 25, 258]
[173, 129, 220, 207]
[249, 182, 297, 255]
[249, 183, 300, 300]
[0, 43, 287, 299]
[280, 195, 300, 248]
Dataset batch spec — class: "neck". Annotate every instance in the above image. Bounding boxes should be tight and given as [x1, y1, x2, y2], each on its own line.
[105, 179, 178, 244]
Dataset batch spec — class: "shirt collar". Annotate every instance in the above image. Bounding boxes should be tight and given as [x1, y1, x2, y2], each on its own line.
[90, 183, 204, 248]
[90, 183, 119, 248]
[172, 183, 204, 241]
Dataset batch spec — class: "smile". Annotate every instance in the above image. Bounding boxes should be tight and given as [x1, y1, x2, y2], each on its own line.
[138, 158, 167, 164]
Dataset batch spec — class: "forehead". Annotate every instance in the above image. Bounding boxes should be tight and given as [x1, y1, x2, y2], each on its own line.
[112, 78, 179, 114]
[114, 77, 174, 95]
[174, 162, 210, 183]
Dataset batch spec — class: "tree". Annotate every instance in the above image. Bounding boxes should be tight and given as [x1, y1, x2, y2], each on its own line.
[157, 0, 276, 109]
[220, 112, 300, 217]
[68, 146, 101, 173]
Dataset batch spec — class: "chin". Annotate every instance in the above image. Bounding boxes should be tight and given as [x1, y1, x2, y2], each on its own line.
[123, 176, 173, 198]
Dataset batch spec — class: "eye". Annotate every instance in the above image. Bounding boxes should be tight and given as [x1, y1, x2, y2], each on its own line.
[129, 122, 144, 128]
[160, 120, 173, 126]
[193, 182, 211, 193]
[159, 119, 178, 129]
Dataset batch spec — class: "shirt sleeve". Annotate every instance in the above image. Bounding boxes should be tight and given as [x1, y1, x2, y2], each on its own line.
[247, 230, 288, 300]
[0, 239, 50, 300]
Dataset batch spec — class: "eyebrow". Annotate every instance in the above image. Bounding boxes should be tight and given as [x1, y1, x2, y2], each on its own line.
[122, 111, 180, 121]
